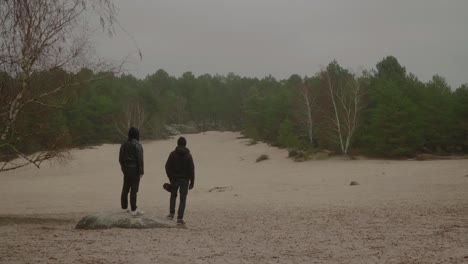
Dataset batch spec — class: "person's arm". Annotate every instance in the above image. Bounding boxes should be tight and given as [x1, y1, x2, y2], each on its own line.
[189, 154, 195, 189]
[165, 153, 174, 182]
[137, 144, 144, 177]
[119, 144, 125, 172]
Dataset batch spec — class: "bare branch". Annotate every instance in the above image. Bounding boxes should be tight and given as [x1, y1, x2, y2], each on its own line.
[0, 0, 118, 173]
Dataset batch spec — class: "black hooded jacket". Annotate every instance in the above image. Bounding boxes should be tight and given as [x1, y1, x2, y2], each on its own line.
[165, 146, 195, 183]
[119, 128, 144, 175]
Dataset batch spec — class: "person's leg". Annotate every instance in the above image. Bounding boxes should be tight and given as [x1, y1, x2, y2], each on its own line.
[121, 174, 130, 209]
[177, 180, 189, 221]
[129, 173, 140, 211]
[169, 181, 180, 217]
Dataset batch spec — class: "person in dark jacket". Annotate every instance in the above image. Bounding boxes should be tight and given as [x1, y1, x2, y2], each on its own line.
[119, 127, 144, 216]
[165, 136, 195, 224]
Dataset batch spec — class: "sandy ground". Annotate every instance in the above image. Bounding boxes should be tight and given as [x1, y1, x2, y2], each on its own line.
[0, 131, 467, 264]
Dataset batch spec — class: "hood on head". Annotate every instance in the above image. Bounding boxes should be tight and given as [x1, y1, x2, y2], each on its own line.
[177, 136, 187, 147]
[128, 127, 139, 141]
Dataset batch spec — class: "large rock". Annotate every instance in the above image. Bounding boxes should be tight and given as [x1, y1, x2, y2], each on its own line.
[164, 123, 199, 135]
[75, 211, 176, 230]
[164, 125, 181, 135]
[173, 124, 199, 134]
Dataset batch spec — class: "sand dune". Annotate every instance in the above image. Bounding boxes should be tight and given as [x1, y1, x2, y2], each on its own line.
[1, 131, 467, 263]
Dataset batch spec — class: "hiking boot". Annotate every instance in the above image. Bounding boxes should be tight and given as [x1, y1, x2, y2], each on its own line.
[177, 219, 185, 225]
[166, 214, 174, 220]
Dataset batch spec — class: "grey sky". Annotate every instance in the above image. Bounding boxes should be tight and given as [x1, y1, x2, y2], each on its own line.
[95, 0, 468, 88]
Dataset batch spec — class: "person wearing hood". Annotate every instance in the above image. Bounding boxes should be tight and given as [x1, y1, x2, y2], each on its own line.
[119, 127, 144, 216]
[165, 136, 195, 225]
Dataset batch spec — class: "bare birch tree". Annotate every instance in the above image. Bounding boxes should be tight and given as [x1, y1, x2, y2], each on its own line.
[296, 82, 318, 147]
[323, 67, 363, 154]
[0, 0, 117, 172]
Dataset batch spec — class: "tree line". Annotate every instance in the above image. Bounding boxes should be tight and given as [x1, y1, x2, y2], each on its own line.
[1, 56, 467, 170]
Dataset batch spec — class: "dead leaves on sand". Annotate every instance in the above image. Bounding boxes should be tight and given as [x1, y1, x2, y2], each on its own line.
[256, 154, 269, 163]
[208, 186, 233, 193]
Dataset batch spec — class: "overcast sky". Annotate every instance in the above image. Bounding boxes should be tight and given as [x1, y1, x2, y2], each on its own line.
[95, 0, 468, 88]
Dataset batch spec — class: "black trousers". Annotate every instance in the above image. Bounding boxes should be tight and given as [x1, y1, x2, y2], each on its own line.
[121, 167, 140, 211]
[170, 179, 189, 219]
